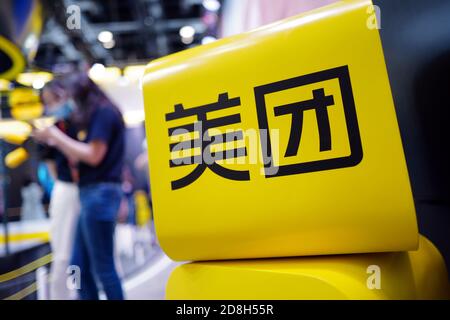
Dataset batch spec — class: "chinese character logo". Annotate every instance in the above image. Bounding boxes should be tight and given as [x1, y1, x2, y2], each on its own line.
[254, 65, 362, 177]
[165, 66, 362, 190]
[166, 93, 250, 190]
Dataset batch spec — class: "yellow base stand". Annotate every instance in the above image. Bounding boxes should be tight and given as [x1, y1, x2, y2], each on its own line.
[167, 236, 449, 300]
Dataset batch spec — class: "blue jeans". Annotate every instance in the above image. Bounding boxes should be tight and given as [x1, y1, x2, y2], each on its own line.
[71, 183, 124, 300]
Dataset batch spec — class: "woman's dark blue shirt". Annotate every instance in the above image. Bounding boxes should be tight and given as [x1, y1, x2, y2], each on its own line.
[78, 105, 125, 186]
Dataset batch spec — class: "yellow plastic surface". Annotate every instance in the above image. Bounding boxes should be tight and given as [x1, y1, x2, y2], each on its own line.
[143, 0, 418, 261]
[5, 147, 29, 169]
[167, 236, 449, 300]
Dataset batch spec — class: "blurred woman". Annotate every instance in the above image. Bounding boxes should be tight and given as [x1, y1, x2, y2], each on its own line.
[40, 79, 80, 300]
[34, 73, 125, 300]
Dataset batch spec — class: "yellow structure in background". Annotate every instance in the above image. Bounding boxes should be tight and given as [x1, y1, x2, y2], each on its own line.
[0, 88, 52, 169]
[143, 0, 418, 262]
[0, 36, 26, 80]
[0, 120, 32, 145]
[0, 0, 43, 80]
[9, 87, 43, 121]
[0, 79, 11, 91]
[16, 71, 53, 89]
[167, 236, 449, 300]
[5, 147, 29, 169]
[135, 190, 152, 226]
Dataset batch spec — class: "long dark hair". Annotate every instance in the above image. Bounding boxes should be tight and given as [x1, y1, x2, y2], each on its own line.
[65, 72, 123, 130]
[41, 78, 67, 106]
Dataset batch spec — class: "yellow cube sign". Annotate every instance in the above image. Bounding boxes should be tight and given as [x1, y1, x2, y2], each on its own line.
[143, 0, 418, 261]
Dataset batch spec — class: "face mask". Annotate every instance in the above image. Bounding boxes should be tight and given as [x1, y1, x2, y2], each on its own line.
[46, 99, 75, 121]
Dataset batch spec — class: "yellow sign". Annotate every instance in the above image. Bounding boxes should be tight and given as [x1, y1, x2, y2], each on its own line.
[142, 0, 418, 261]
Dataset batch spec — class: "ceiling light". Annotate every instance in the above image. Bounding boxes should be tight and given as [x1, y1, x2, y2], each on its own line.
[203, 0, 221, 12]
[181, 36, 194, 45]
[32, 79, 45, 90]
[201, 36, 217, 45]
[103, 39, 115, 49]
[88, 63, 106, 80]
[179, 25, 195, 39]
[98, 31, 113, 43]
